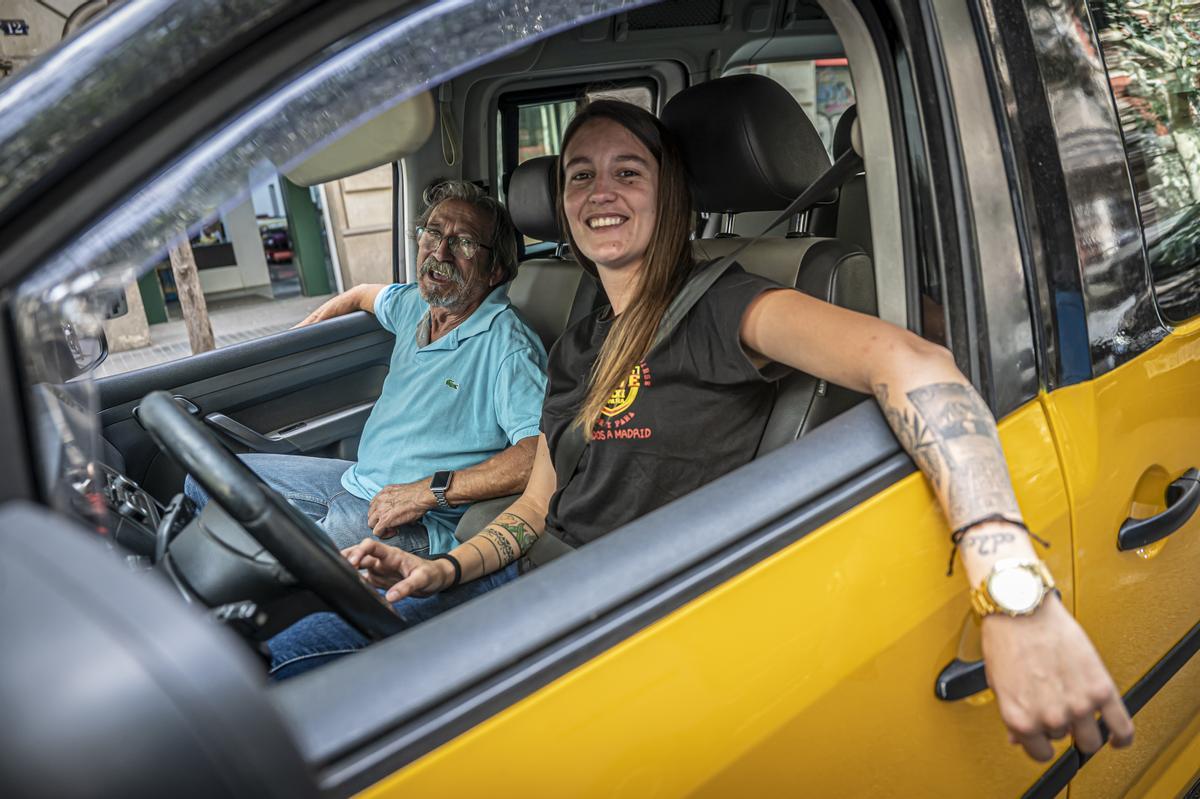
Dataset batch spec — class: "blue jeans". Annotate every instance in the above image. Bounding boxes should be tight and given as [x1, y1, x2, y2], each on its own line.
[267, 564, 519, 679]
[183, 453, 429, 554]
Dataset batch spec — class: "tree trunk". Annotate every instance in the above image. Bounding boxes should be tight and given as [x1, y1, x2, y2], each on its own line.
[168, 238, 215, 354]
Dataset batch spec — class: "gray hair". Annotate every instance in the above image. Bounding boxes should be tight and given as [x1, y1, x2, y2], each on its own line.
[413, 180, 519, 283]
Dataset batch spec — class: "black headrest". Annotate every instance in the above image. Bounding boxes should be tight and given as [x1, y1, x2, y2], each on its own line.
[832, 105, 858, 157]
[661, 74, 832, 214]
[508, 155, 562, 243]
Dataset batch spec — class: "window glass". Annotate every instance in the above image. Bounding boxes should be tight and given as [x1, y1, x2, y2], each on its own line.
[21, 0, 633, 388]
[1092, 0, 1200, 322]
[497, 83, 653, 248]
[93, 172, 343, 378]
[726, 59, 856, 156]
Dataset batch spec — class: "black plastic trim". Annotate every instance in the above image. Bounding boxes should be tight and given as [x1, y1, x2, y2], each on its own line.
[967, 0, 1050, 394]
[96, 312, 388, 411]
[271, 401, 914, 794]
[935, 657, 988, 701]
[1022, 617, 1200, 799]
[1117, 468, 1200, 551]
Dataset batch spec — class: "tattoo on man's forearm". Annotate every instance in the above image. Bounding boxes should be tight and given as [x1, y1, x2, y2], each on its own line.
[494, 512, 538, 553]
[874, 381, 1020, 525]
[481, 528, 516, 566]
[961, 532, 1015, 556]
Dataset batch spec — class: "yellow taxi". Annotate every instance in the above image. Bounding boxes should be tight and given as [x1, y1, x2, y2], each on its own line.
[0, 1, 1196, 797]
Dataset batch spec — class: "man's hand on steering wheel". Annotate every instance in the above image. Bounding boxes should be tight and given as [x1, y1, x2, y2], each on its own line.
[343, 539, 455, 602]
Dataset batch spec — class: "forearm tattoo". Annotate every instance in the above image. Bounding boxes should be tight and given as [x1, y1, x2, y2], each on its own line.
[466, 540, 487, 571]
[494, 512, 539, 553]
[480, 528, 516, 567]
[873, 381, 1021, 528]
[961, 531, 1015, 556]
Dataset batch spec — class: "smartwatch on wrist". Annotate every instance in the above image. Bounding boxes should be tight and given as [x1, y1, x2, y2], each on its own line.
[430, 470, 454, 511]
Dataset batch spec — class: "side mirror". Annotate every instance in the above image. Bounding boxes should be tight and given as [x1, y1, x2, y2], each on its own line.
[54, 318, 108, 378]
[95, 286, 128, 320]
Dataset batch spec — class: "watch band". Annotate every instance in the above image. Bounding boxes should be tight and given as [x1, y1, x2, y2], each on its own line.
[430, 470, 454, 511]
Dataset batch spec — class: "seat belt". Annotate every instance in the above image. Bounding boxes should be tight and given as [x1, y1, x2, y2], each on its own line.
[533, 147, 864, 566]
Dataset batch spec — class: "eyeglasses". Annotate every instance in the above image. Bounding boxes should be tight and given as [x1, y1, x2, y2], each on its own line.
[415, 226, 492, 260]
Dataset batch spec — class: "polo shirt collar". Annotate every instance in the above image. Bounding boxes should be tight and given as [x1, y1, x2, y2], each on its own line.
[415, 283, 511, 350]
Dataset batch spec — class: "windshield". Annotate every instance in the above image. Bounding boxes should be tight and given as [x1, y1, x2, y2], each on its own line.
[11, 0, 652, 523]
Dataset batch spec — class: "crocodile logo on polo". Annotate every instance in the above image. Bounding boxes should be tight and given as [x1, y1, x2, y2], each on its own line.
[445, 378, 459, 390]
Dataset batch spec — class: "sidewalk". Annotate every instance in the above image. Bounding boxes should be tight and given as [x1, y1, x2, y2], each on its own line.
[95, 292, 333, 378]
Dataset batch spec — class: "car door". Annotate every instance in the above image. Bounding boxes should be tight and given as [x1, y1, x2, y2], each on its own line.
[291, 1, 1077, 797]
[1003, 2, 1200, 797]
[978, 1, 1200, 796]
[95, 314, 393, 505]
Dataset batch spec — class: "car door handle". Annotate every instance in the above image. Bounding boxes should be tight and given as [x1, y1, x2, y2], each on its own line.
[1118, 468, 1200, 551]
[935, 657, 987, 701]
[203, 413, 298, 455]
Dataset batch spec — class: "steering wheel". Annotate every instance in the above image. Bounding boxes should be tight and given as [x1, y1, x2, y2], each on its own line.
[137, 390, 406, 641]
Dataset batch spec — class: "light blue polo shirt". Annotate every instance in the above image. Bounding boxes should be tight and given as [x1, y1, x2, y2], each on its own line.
[341, 282, 547, 554]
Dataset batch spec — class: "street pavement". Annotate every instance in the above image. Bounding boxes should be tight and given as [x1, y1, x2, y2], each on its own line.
[93, 291, 333, 378]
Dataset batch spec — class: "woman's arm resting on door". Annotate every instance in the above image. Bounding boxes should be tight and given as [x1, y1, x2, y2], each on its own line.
[740, 288, 1133, 762]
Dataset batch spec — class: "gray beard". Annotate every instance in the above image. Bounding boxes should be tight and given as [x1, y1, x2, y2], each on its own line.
[418, 255, 469, 308]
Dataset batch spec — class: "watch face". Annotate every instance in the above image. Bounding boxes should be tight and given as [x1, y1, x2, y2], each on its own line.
[988, 567, 1042, 614]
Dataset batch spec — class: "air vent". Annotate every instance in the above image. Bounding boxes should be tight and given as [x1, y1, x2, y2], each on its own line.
[627, 0, 722, 30]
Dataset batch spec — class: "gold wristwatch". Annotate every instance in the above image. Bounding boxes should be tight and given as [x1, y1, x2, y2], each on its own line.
[970, 558, 1056, 618]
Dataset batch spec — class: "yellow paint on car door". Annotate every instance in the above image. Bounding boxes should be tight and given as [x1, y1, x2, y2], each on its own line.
[361, 402, 1075, 797]
[1042, 321, 1200, 799]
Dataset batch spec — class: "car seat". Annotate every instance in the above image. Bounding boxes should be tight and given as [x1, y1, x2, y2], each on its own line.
[504, 155, 602, 351]
[660, 73, 877, 453]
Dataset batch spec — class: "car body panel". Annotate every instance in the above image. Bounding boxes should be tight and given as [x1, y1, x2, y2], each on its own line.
[357, 402, 1072, 797]
[1042, 319, 1200, 799]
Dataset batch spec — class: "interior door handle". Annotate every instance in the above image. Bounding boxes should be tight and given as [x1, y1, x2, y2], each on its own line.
[1118, 468, 1200, 551]
[204, 413, 298, 455]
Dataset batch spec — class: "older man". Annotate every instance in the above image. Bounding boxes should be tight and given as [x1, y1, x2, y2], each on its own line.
[185, 181, 546, 560]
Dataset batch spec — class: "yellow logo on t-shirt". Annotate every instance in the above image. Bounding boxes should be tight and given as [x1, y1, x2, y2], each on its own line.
[602, 362, 643, 417]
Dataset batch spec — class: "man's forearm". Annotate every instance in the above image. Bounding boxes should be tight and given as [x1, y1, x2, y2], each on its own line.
[871, 378, 1039, 583]
[441, 435, 537, 505]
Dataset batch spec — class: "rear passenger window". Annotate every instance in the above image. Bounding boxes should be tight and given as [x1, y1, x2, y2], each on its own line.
[724, 59, 856, 156]
[1092, 0, 1200, 322]
[496, 82, 654, 252]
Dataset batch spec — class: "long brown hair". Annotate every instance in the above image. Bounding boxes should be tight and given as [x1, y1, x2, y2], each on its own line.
[557, 100, 695, 435]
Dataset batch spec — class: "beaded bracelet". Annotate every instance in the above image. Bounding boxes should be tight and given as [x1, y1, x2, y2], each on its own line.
[946, 513, 1050, 576]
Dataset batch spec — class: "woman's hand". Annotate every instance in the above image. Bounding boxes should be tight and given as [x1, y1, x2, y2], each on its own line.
[341, 539, 455, 601]
[982, 594, 1134, 761]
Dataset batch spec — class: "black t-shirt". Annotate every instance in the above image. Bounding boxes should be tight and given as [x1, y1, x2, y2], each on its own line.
[541, 263, 785, 547]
